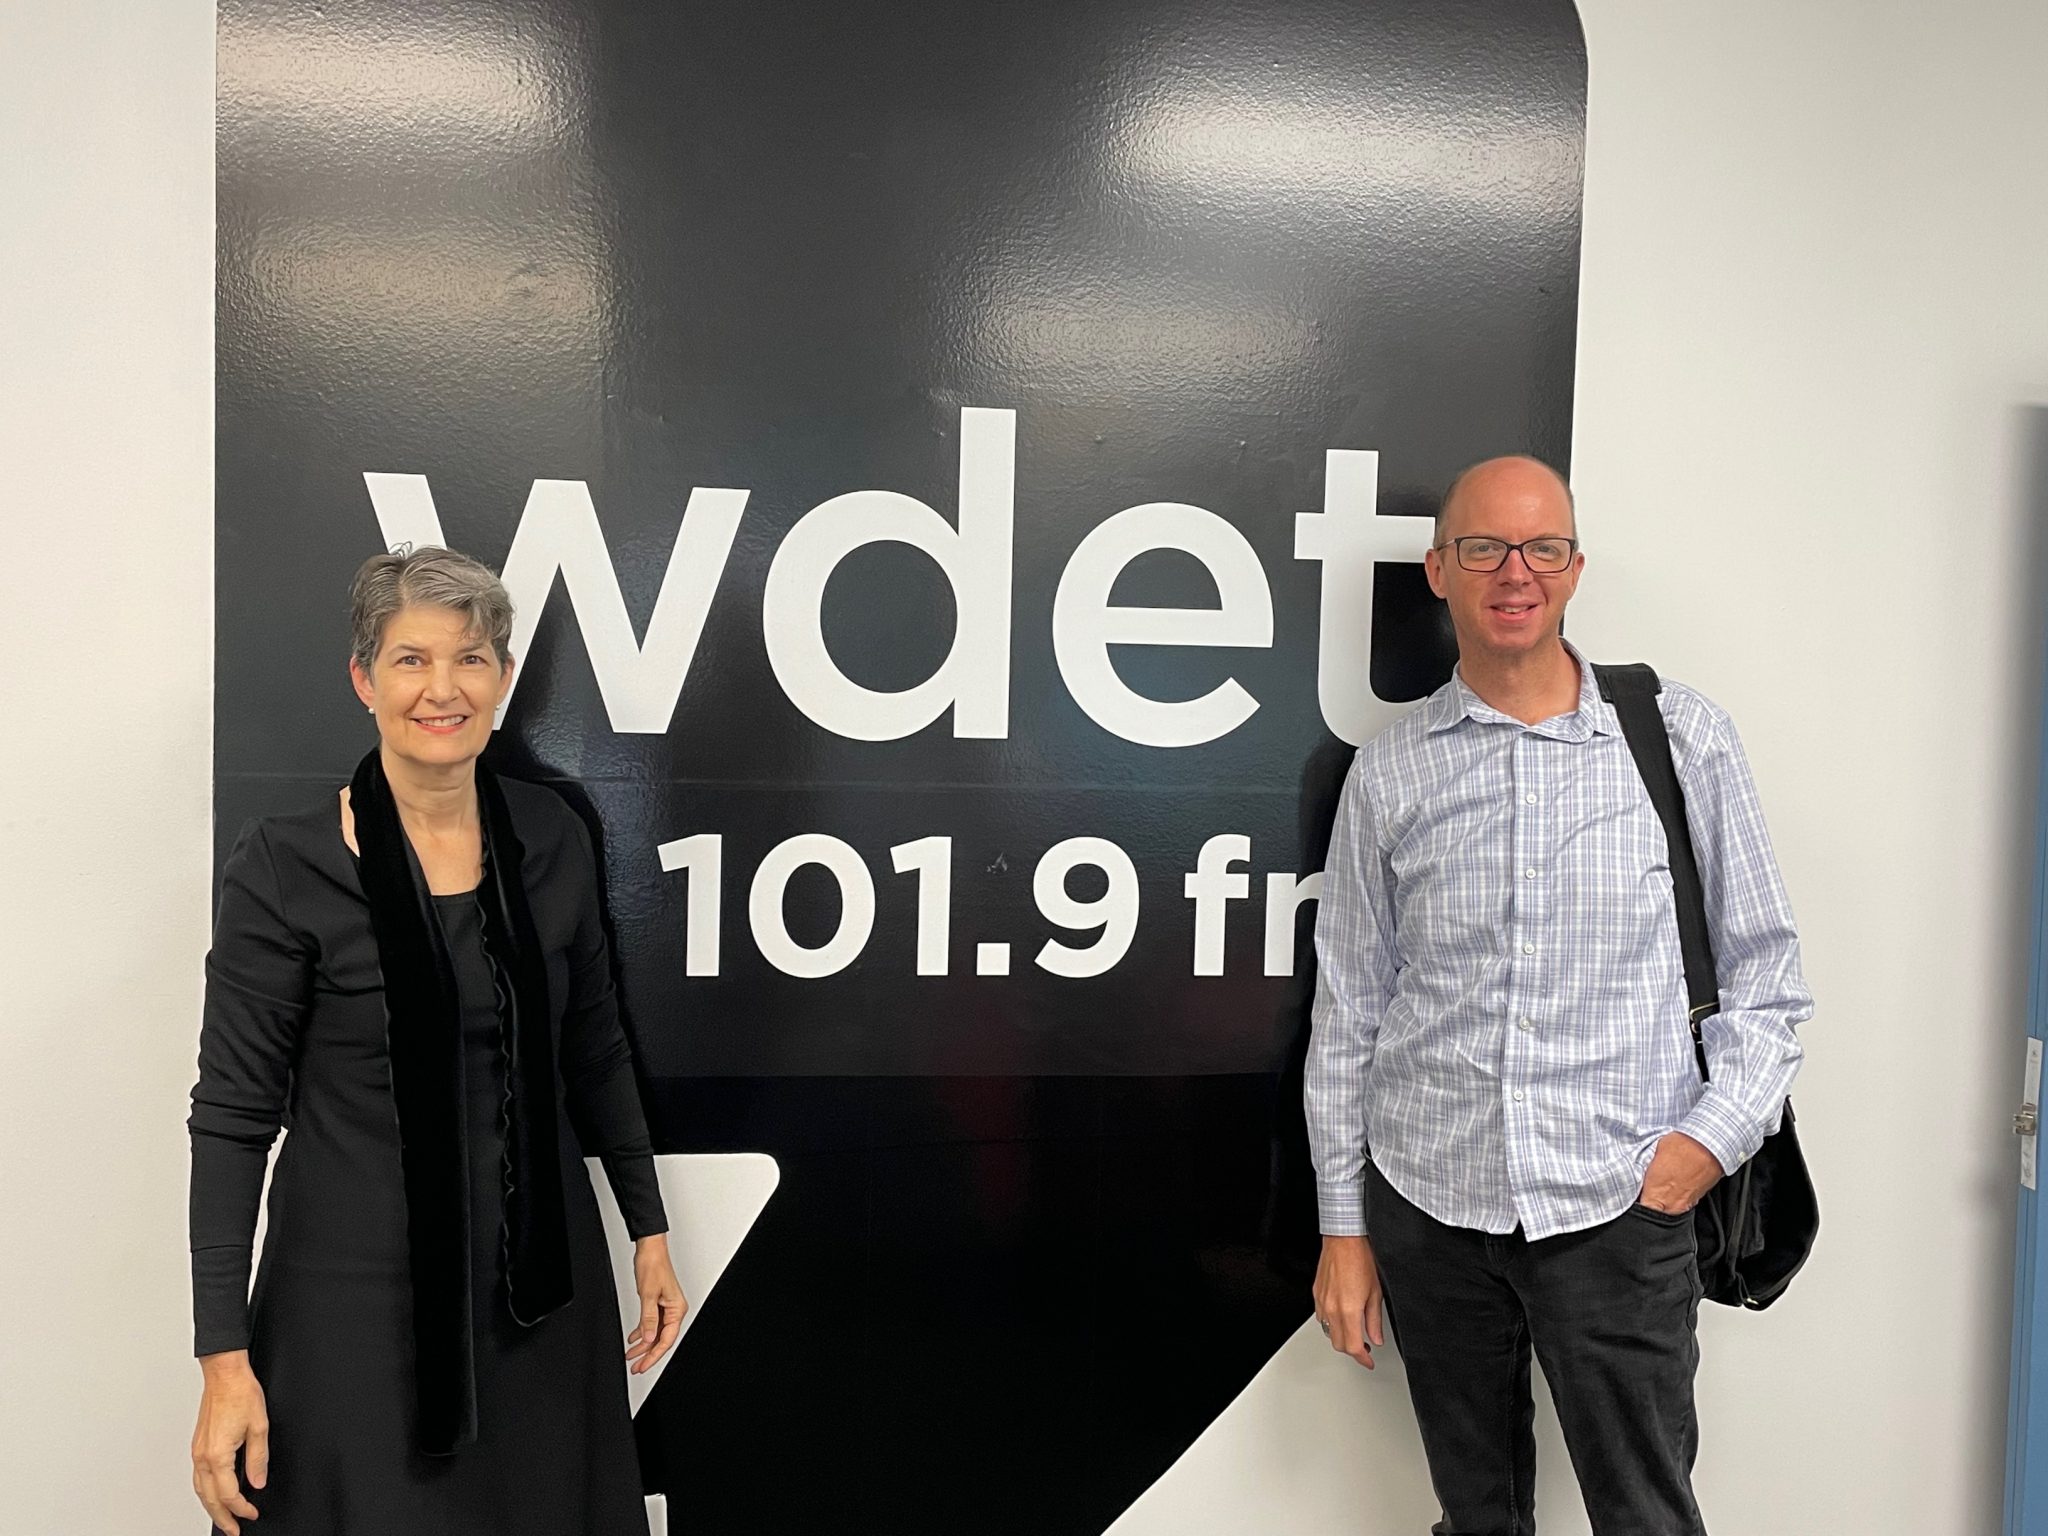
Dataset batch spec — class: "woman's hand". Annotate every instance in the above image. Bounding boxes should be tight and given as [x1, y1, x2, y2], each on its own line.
[192, 1351, 268, 1533]
[626, 1234, 687, 1375]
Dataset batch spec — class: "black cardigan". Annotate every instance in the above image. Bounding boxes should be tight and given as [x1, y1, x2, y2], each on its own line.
[188, 777, 667, 1361]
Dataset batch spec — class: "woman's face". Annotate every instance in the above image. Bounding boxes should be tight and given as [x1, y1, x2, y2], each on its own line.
[349, 604, 514, 772]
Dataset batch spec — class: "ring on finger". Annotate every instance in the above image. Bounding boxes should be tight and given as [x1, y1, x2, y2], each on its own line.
[1317, 1317, 1331, 1336]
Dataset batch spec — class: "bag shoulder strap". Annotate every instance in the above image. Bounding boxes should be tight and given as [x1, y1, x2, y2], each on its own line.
[1590, 662, 1720, 1078]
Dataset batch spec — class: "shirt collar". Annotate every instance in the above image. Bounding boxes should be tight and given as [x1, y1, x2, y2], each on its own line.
[1425, 638, 1620, 740]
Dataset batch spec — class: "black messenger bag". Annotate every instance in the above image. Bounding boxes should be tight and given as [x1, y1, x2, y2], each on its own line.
[1594, 662, 1818, 1310]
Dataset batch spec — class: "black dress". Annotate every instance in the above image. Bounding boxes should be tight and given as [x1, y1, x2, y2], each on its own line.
[188, 783, 664, 1534]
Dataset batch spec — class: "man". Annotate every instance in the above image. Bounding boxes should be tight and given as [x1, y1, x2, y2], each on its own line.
[1305, 456, 1810, 1535]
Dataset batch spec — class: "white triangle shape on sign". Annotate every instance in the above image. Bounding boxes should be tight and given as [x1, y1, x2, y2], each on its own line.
[589, 1153, 781, 1536]
[588, 1151, 782, 1416]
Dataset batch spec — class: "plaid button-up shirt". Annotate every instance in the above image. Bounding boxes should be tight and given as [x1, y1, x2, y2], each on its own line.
[1306, 645, 1811, 1240]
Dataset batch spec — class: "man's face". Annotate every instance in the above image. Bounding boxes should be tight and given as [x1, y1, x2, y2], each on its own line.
[1423, 461, 1583, 662]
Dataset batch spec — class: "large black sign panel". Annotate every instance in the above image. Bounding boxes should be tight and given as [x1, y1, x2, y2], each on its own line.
[216, 1, 1585, 1529]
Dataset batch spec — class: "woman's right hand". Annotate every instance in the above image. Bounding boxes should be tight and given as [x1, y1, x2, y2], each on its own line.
[192, 1351, 268, 1533]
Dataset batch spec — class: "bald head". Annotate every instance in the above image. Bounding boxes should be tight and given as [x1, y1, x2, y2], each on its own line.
[1436, 455, 1576, 543]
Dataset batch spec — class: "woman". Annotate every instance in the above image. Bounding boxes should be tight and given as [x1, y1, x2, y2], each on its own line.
[188, 547, 686, 1534]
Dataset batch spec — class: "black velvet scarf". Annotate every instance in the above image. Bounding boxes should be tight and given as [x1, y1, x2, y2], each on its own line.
[350, 750, 573, 1455]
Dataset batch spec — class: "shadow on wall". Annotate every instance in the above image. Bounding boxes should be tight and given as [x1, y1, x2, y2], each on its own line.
[2006, 402, 2048, 939]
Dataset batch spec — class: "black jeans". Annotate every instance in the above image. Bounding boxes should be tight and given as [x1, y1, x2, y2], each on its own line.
[1364, 1160, 1706, 1536]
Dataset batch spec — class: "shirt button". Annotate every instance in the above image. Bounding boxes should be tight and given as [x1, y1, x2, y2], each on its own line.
[1523, 868, 1537, 880]
[1518, 1018, 1534, 1032]
[1525, 792, 1538, 804]
[1512, 1090, 1526, 1103]
[1521, 942, 1535, 955]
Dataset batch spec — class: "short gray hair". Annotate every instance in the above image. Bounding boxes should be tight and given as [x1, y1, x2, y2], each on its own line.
[348, 545, 515, 674]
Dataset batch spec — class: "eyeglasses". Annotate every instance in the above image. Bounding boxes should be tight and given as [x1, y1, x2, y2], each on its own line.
[1432, 536, 1580, 574]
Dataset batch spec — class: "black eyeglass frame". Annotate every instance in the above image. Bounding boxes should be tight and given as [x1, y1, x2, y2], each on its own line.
[1430, 535, 1581, 574]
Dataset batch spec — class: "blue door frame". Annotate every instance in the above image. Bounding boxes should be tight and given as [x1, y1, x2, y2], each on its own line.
[2007, 692, 2048, 1534]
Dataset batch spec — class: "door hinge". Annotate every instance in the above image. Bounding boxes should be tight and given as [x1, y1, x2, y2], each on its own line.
[2023, 1039, 2044, 1191]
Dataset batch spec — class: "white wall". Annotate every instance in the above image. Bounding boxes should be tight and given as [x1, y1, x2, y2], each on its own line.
[3, 2, 2045, 1533]
[0, 4, 216, 1535]
[1576, 7, 2044, 1530]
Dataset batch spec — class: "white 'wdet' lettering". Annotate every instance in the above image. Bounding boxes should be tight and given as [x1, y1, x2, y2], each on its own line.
[1294, 449, 1433, 746]
[1052, 502, 1274, 748]
[367, 412, 1425, 748]
[363, 472, 748, 733]
[760, 407, 1015, 741]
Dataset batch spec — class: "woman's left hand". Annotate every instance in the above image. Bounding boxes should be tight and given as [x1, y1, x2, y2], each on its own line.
[626, 1235, 688, 1375]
